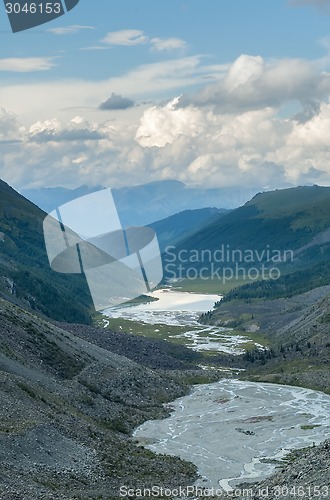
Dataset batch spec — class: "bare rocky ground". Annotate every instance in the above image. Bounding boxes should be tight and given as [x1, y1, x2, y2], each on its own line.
[56, 321, 203, 371]
[0, 296, 211, 499]
[220, 440, 330, 500]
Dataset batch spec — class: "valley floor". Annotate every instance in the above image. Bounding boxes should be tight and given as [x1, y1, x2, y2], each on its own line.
[1, 282, 330, 499]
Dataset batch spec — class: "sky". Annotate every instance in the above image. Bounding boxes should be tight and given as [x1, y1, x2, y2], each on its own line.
[1, 0, 330, 191]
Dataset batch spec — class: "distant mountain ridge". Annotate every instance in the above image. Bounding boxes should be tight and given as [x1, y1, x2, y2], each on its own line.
[172, 185, 330, 261]
[21, 184, 104, 215]
[167, 185, 330, 303]
[148, 207, 228, 252]
[22, 180, 259, 226]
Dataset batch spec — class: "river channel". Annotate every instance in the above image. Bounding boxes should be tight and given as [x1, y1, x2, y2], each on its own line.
[134, 379, 330, 492]
[103, 288, 260, 354]
[103, 289, 330, 492]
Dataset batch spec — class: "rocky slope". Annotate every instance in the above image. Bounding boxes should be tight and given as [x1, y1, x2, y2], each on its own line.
[57, 322, 203, 370]
[2, 179, 330, 499]
[0, 295, 206, 499]
[221, 440, 330, 499]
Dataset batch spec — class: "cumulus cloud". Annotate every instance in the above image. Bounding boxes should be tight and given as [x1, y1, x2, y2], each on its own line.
[134, 93, 330, 188]
[29, 117, 106, 142]
[99, 93, 135, 110]
[0, 108, 25, 141]
[2, 52, 330, 192]
[0, 115, 119, 187]
[179, 54, 330, 112]
[47, 25, 95, 35]
[0, 57, 56, 72]
[136, 97, 203, 147]
[102, 29, 148, 46]
[1, 100, 330, 191]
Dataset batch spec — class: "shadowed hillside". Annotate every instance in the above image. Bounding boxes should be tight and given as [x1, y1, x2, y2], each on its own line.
[0, 179, 93, 323]
[0, 295, 208, 498]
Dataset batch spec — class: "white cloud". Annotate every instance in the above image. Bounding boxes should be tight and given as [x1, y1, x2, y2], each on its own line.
[100, 30, 187, 53]
[150, 37, 187, 52]
[2, 97, 330, 192]
[0, 57, 56, 72]
[80, 45, 109, 51]
[136, 97, 203, 147]
[29, 116, 105, 142]
[0, 108, 25, 141]
[134, 85, 330, 188]
[102, 29, 148, 46]
[2, 53, 330, 191]
[179, 54, 330, 112]
[47, 25, 95, 35]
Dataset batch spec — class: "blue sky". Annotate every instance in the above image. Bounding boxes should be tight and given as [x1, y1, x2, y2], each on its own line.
[3, 1, 330, 81]
[1, 0, 330, 190]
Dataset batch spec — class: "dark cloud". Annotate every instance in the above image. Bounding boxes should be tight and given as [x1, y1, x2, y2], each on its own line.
[299, 166, 327, 183]
[29, 129, 105, 143]
[99, 93, 135, 111]
[0, 139, 22, 145]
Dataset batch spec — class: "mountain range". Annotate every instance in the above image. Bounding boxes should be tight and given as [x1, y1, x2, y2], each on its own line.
[22, 180, 259, 226]
[3, 179, 330, 322]
[1, 179, 229, 321]
[175, 185, 330, 253]
[167, 185, 330, 281]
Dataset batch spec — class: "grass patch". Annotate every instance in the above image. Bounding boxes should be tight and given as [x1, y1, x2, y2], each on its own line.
[98, 316, 202, 346]
[239, 330, 270, 349]
[17, 381, 37, 399]
[99, 418, 129, 434]
[124, 294, 159, 305]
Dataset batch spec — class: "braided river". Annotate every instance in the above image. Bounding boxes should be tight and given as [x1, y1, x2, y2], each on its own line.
[104, 289, 330, 492]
